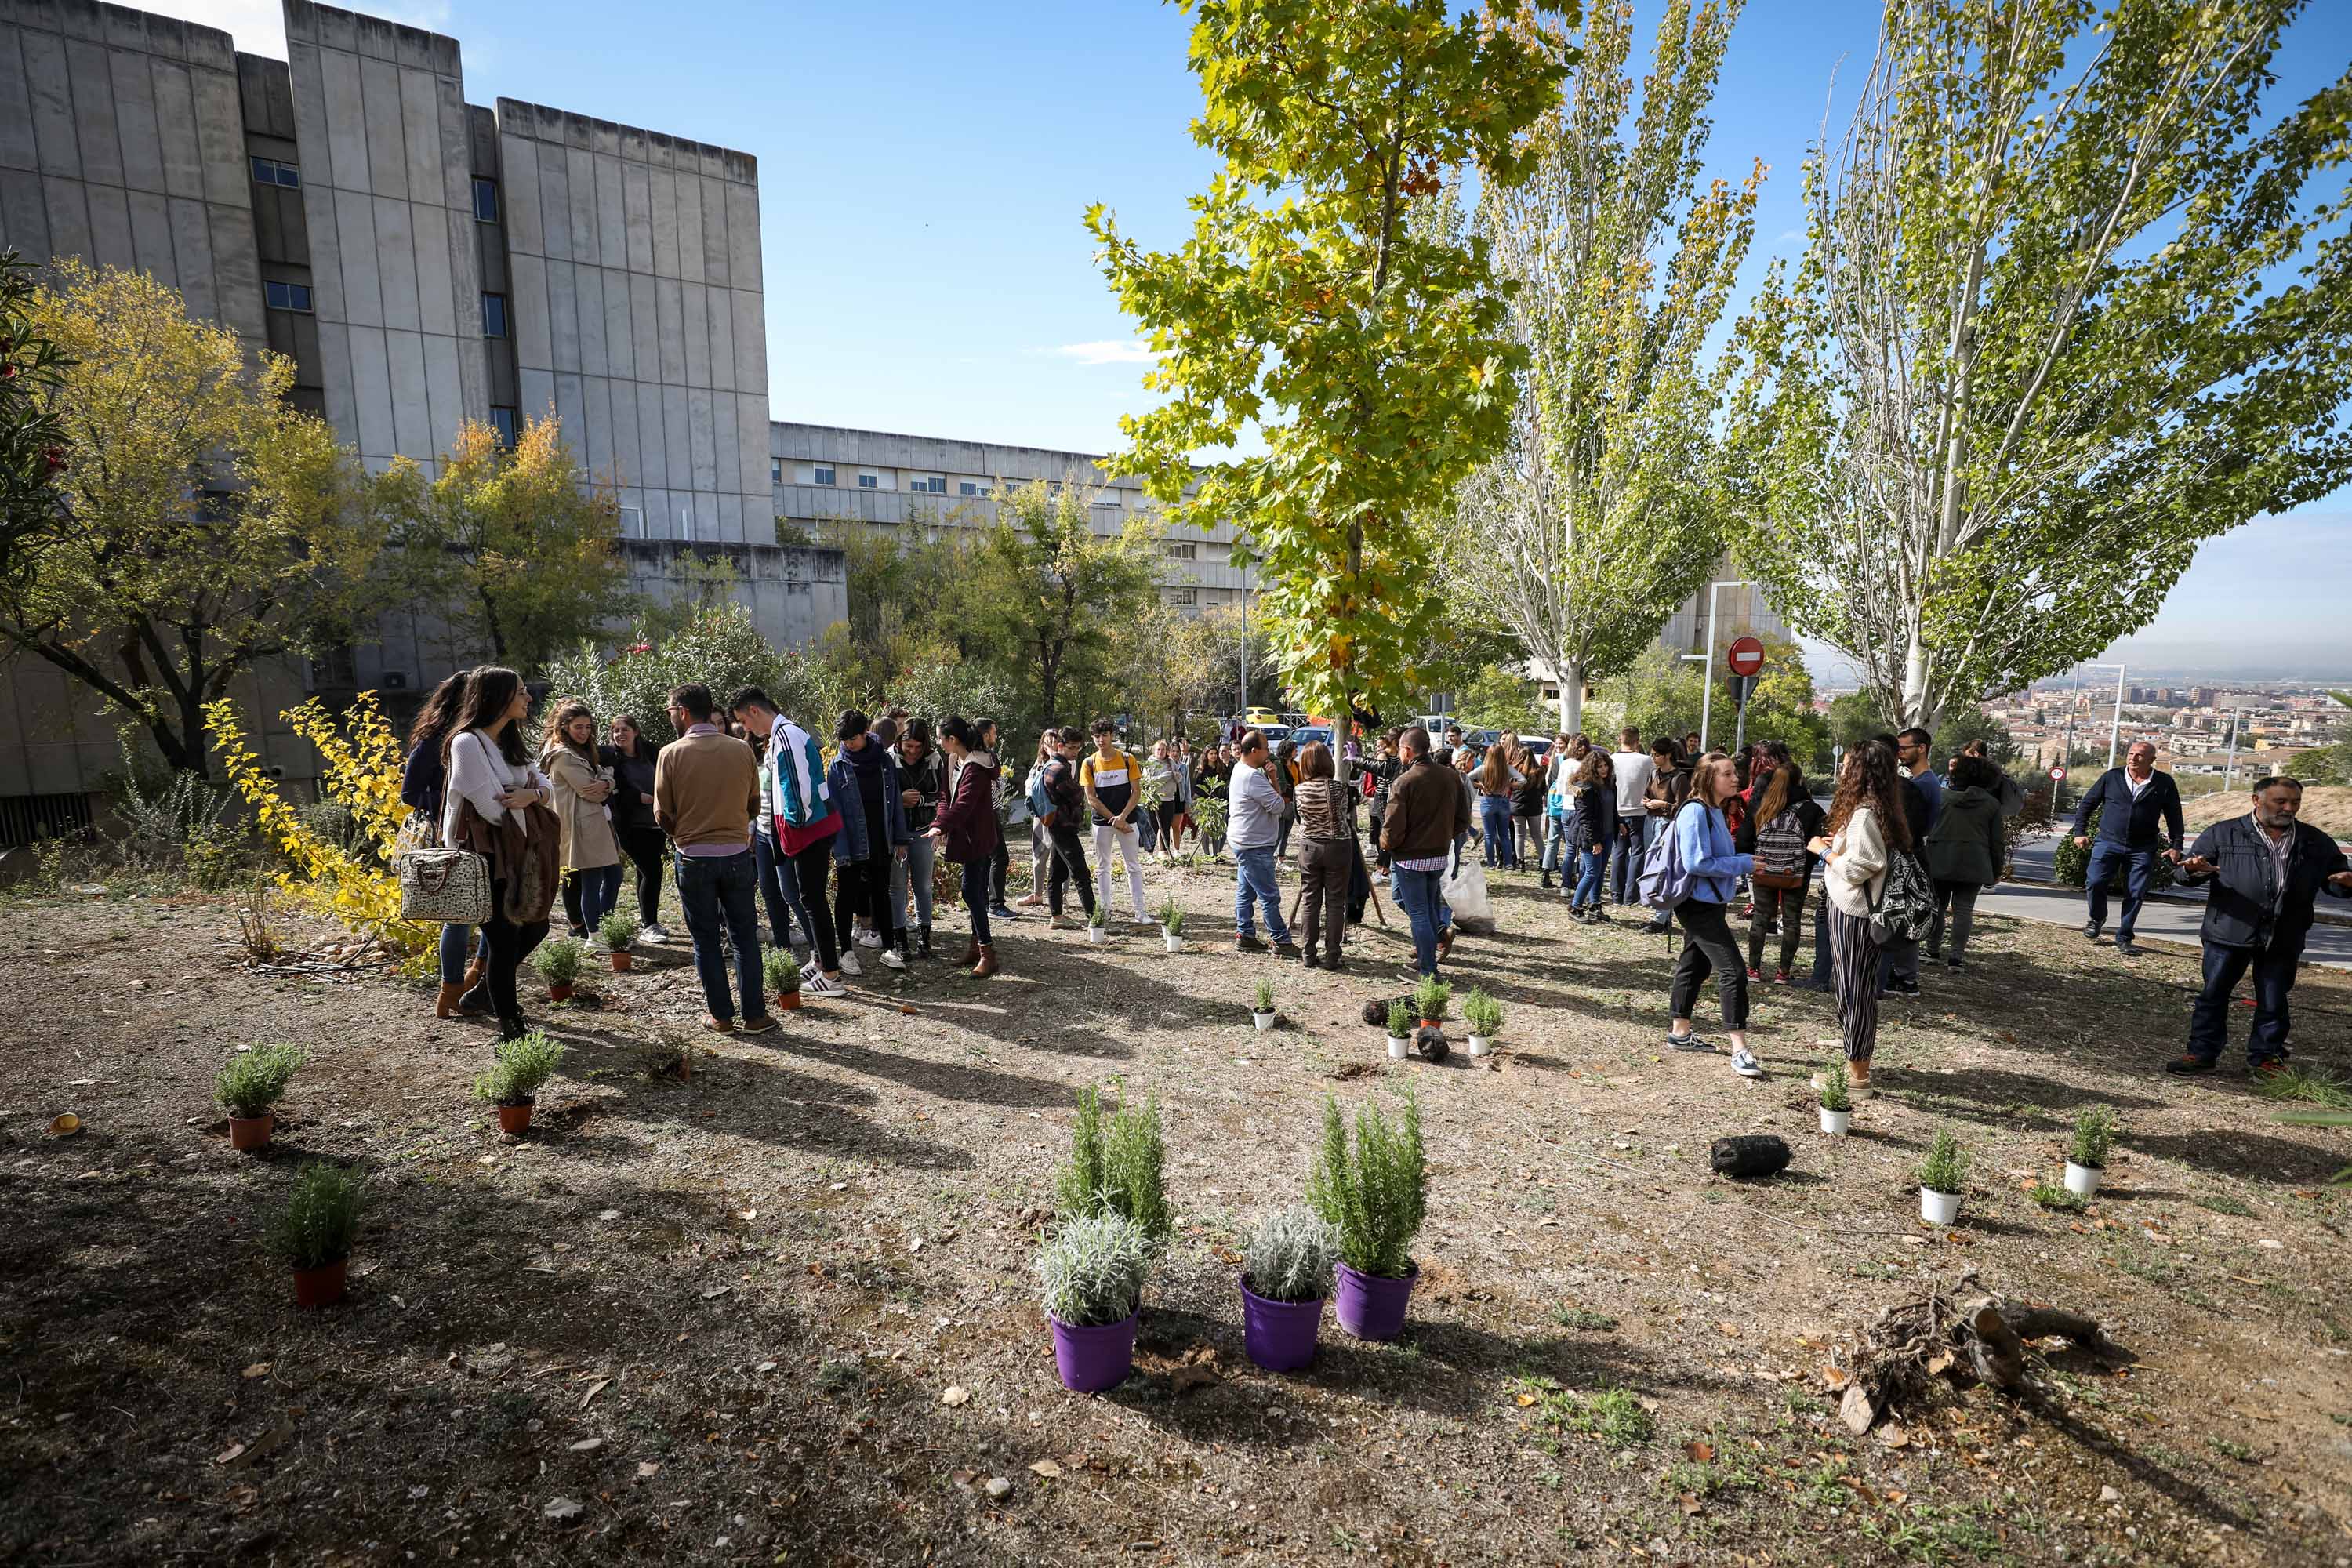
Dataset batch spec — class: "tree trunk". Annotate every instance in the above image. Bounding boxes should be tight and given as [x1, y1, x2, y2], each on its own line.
[151, 693, 208, 780]
[1559, 658, 1583, 735]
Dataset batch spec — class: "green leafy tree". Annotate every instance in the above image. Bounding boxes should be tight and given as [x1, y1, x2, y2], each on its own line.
[1455, 662, 1550, 737]
[1439, 0, 1759, 732]
[1730, 0, 2352, 727]
[2, 261, 389, 778]
[0, 248, 67, 589]
[960, 477, 1164, 725]
[542, 603, 795, 749]
[1606, 632, 1827, 768]
[383, 416, 633, 674]
[1087, 0, 1574, 724]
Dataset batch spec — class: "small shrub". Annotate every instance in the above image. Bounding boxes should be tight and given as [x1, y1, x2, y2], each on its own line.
[2029, 1183, 2087, 1212]
[2068, 1105, 2118, 1169]
[598, 909, 638, 950]
[1411, 975, 1451, 1023]
[2254, 1065, 2352, 1111]
[1087, 902, 1109, 928]
[1252, 976, 1276, 1015]
[1036, 1212, 1152, 1327]
[1918, 1128, 1970, 1196]
[533, 935, 583, 988]
[473, 1030, 566, 1107]
[1051, 1083, 1171, 1250]
[1817, 1058, 1853, 1113]
[267, 1163, 363, 1270]
[1243, 1205, 1338, 1303]
[1386, 1000, 1412, 1040]
[764, 949, 800, 996]
[1554, 1305, 1618, 1331]
[1306, 1088, 1426, 1279]
[216, 1044, 305, 1120]
[1462, 989, 1502, 1036]
[1158, 896, 1185, 937]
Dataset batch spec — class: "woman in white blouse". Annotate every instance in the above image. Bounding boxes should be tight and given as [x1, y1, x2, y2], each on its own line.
[1807, 740, 1913, 1097]
[441, 667, 554, 1038]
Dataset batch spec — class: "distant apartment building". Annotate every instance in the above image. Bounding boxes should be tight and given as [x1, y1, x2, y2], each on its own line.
[0, 0, 843, 824]
[768, 423, 1250, 612]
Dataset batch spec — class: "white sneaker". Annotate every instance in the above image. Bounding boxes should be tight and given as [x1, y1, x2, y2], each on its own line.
[1130, 910, 1155, 927]
[854, 927, 882, 949]
[1731, 1047, 1763, 1079]
[839, 948, 863, 977]
[640, 923, 670, 942]
[802, 969, 845, 997]
[880, 947, 906, 971]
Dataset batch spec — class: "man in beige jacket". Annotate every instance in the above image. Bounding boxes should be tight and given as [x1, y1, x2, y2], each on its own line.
[654, 683, 774, 1036]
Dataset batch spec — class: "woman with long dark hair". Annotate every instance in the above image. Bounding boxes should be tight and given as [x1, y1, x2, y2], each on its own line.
[441, 667, 558, 1040]
[1810, 739, 1912, 1095]
[605, 714, 668, 938]
[928, 716, 1004, 977]
[1735, 740, 1825, 982]
[1292, 741, 1356, 969]
[539, 698, 623, 937]
[401, 670, 479, 1018]
[1664, 753, 1762, 1078]
[1569, 752, 1617, 920]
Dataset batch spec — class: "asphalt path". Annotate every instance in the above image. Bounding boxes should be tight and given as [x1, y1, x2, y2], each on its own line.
[1994, 836, 2352, 971]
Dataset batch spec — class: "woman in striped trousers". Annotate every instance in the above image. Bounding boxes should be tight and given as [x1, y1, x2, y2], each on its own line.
[1812, 741, 1911, 1098]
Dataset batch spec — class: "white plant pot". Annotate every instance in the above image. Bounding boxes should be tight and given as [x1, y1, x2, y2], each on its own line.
[1087, 927, 1106, 945]
[1820, 1107, 1852, 1136]
[1467, 1034, 1493, 1058]
[1163, 933, 1182, 953]
[2063, 1161, 2103, 1198]
[1919, 1187, 1962, 1226]
[1252, 1011, 1276, 1032]
[1386, 1034, 1410, 1059]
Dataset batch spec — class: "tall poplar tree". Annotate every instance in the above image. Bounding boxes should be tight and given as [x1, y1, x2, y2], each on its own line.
[1731, 0, 2352, 727]
[1087, 0, 1573, 723]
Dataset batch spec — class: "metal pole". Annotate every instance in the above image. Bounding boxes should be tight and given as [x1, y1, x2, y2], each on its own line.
[1733, 684, 1748, 758]
[1238, 555, 1247, 726]
[2222, 709, 2240, 791]
[1694, 578, 1747, 753]
[2107, 663, 2125, 768]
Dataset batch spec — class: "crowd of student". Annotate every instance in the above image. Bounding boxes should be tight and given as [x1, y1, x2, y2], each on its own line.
[397, 668, 2349, 1076]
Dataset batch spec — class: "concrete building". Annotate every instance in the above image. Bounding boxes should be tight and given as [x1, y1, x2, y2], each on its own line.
[0, 0, 843, 826]
[769, 422, 1249, 612]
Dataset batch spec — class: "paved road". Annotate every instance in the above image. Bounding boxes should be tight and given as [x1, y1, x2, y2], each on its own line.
[1994, 836, 2352, 971]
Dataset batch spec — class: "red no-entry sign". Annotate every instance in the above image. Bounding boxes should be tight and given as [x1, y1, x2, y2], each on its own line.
[1726, 636, 1766, 677]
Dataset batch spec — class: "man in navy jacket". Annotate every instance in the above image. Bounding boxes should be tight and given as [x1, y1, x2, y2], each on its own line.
[2166, 776, 2352, 1075]
[2068, 740, 2183, 957]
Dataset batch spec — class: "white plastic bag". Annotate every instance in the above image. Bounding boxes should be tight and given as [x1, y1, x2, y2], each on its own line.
[1440, 850, 1495, 934]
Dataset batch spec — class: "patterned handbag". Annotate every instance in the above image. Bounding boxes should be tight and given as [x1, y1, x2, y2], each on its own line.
[397, 844, 492, 924]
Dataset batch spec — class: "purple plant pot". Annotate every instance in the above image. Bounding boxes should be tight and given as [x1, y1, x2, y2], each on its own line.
[1240, 1277, 1325, 1373]
[1047, 1311, 1138, 1393]
[1334, 1261, 1417, 1341]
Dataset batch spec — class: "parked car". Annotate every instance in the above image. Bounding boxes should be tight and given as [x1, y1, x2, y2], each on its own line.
[1290, 725, 1334, 753]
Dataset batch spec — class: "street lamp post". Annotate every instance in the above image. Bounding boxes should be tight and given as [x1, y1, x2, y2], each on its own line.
[1675, 579, 1750, 753]
[2075, 661, 2128, 768]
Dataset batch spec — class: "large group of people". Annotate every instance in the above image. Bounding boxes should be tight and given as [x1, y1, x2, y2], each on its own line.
[400, 673, 2349, 1076]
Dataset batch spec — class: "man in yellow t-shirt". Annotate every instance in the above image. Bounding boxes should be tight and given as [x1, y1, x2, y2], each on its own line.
[1080, 718, 1153, 924]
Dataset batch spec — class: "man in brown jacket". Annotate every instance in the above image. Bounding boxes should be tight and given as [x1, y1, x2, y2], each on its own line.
[654, 683, 774, 1035]
[1379, 727, 1472, 978]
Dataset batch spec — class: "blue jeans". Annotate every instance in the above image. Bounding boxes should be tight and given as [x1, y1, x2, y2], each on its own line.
[1233, 846, 1290, 942]
[576, 864, 622, 932]
[2188, 937, 2297, 1064]
[438, 922, 475, 985]
[674, 849, 767, 1024]
[1541, 812, 1570, 873]
[1573, 844, 1608, 909]
[1613, 817, 1653, 903]
[1479, 796, 1517, 868]
[2085, 840, 2158, 941]
[1392, 866, 1445, 977]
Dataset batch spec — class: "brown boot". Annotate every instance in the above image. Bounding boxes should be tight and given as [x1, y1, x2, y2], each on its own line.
[960, 939, 982, 967]
[435, 982, 465, 1018]
[971, 942, 998, 978]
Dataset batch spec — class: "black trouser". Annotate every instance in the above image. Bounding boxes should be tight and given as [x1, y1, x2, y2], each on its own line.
[962, 859, 993, 946]
[620, 823, 667, 927]
[1668, 898, 1748, 1031]
[1046, 823, 1095, 916]
[786, 837, 840, 972]
[989, 835, 1010, 907]
[1746, 882, 1806, 975]
[559, 871, 584, 933]
[1298, 836, 1352, 960]
[481, 876, 550, 1038]
[834, 846, 893, 946]
[1368, 808, 1387, 869]
[1927, 879, 1982, 960]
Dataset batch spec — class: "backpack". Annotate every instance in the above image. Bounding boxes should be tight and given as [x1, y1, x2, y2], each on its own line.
[1025, 764, 1054, 822]
[1870, 849, 1934, 944]
[1753, 808, 1807, 890]
[1638, 804, 1701, 909]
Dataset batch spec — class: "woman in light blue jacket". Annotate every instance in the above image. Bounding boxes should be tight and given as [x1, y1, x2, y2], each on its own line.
[1663, 753, 1762, 1080]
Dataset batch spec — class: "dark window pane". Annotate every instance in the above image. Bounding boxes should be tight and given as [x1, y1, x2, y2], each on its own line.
[481, 292, 510, 339]
[473, 178, 498, 223]
[278, 162, 299, 188]
[251, 156, 273, 183]
[488, 406, 519, 447]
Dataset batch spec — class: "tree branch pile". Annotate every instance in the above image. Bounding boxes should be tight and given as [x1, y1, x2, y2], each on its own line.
[1834, 1271, 2132, 1433]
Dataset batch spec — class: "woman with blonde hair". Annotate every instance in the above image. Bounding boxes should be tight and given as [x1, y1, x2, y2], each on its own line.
[1475, 733, 1524, 871]
[539, 697, 624, 938]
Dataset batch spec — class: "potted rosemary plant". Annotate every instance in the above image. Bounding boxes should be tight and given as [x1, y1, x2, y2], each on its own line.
[216, 1044, 304, 1153]
[599, 910, 638, 971]
[1307, 1087, 1425, 1341]
[764, 949, 803, 1011]
[472, 1029, 566, 1136]
[533, 935, 583, 1002]
[1461, 989, 1501, 1058]
[1086, 903, 1109, 946]
[1158, 896, 1185, 953]
[268, 1162, 362, 1308]
[1918, 1128, 1970, 1226]
[1250, 976, 1277, 1032]
[1817, 1057, 1853, 1136]
[1385, 1000, 1412, 1060]
[2065, 1105, 2116, 1198]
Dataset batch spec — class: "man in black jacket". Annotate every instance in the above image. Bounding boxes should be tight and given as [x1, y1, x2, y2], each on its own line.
[2167, 776, 2352, 1075]
[2068, 740, 2184, 958]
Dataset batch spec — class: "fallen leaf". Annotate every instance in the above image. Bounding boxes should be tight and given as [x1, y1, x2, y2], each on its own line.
[1029, 1459, 1062, 1478]
[1878, 1425, 1911, 1449]
[598, 1210, 620, 1221]
[46, 1113, 82, 1137]
[1821, 1366, 1850, 1391]
[1679, 1492, 1703, 1515]
[580, 1378, 612, 1408]
[212, 1443, 245, 1466]
[543, 1497, 583, 1521]
[1839, 1383, 1877, 1435]
[569, 1438, 604, 1452]
[1514, 1392, 1537, 1407]
[940, 1385, 971, 1407]
[736, 1209, 757, 1221]
[636, 1461, 660, 1478]
[241, 1363, 271, 1379]
[1682, 1440, 1715, 1463]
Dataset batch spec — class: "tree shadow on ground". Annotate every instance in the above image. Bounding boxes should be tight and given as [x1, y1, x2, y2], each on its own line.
[2122, 1127, 2351, 1186]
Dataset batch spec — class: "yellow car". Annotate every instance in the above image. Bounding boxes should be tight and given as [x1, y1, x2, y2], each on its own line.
[1241, 706, 1281, 727]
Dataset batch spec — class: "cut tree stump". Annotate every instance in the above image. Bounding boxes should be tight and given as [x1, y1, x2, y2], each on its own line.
[1835, 1271, 2132, 1431]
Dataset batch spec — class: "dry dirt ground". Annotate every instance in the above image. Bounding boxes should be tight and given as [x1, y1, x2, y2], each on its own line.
[4, 858, 2351, 1568]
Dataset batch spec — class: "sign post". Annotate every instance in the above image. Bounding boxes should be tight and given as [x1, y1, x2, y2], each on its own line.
[1724, 637, 1766, 755]
[2048, 764, 2067, 811]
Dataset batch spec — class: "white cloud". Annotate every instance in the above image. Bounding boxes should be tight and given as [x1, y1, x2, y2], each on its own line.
[140, 1, 456, 62]
[1039, 339, 1163, 366]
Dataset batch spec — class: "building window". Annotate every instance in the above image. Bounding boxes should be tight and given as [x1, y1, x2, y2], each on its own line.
[1161, 542, 1196, 561]
[1164, 587, 1198, 607]
[957, 480, 993, 498]
[481, 292, 510, 339]
[858, 473, 879, 489]
[909, 475, 946, 494]
[250, 156, 299, 188]
[812, 466, 835, 485]
[617, 505, 644, 537]
[263, 280, 313, 312]
[488, 405, 519, 447]
[472, 177, 499, 223]
[770, 458, 782, 483]
[1095, 491, 1123, 507]
[310, 642, 357, 688]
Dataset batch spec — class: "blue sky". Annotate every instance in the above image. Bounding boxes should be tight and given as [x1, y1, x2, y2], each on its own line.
[166, 0, 2352, 677]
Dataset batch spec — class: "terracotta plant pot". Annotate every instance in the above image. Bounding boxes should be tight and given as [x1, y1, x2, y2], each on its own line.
[774, 992, 802, 1011]
[610, 950, 633, 971]
[292, 1256, 348, 1309]
[547, 982, 574, 1003]
[496, 1101, 535, 1135]
[227, 1112, 275, 1152]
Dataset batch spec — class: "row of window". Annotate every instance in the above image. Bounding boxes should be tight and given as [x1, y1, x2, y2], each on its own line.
[252, 157, 503, 230]
[778, 466, 1125, 504]
[260, 282, 509, 339]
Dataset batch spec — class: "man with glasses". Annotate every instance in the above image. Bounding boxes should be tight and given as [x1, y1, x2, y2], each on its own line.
[1227, 728, 1300, 957]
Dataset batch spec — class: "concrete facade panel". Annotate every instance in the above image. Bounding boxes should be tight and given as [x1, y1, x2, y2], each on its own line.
[724, 183, 759, 292]
[698, 173, 727, 287]
[672, 166, 701, 281]
[633, 382, 666, 488]
[385, 327, 431, 456]
[421, 329, 463, 451]
[499, 133, 540, 255]
[545, 256, 579, 373]
[534, 142, 568, 261]
[620, 159, 651, 271]
[125, 186, 173, 284]
[0, 168, 49, 256]
[371, 193, 419, 331]
[680, 278, 709, 387]
[411, 199, 453, 333]
[662, 384, 690, 497]
[579, 373, 612, 481]
[551, 371, 583, 441]
[706, 283, 732, 390]
[346, 321, 396, 458]
[593, 152, 623, 269]
[167, 197, 220, 321]
[357, 56, 407, 199]
[627, 270, 657, 384]
[518, 365, 554, 423]
[332, 186, 380, 325]
[648, 164, 677, 278]
[605, 376, 641, 488]
[187, 56, 249, 206]
[22, 31, 79, 177]
[316, 44, 368, 193]
[64, 41, 124, 187]
[0, 26, 37, 172]
[564, 144, 594, 263]
[313, 318, 355, 435]
[601, 263, 633, 378]
[573, 264, 605, 376]
[148, 60, 201, 197]
[653, 275, 684, 383]
[397, 63, 440, 209]
[107, 46, 165, 193]
[508, 249, 550, 378]
[82, 180, 132, 267]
